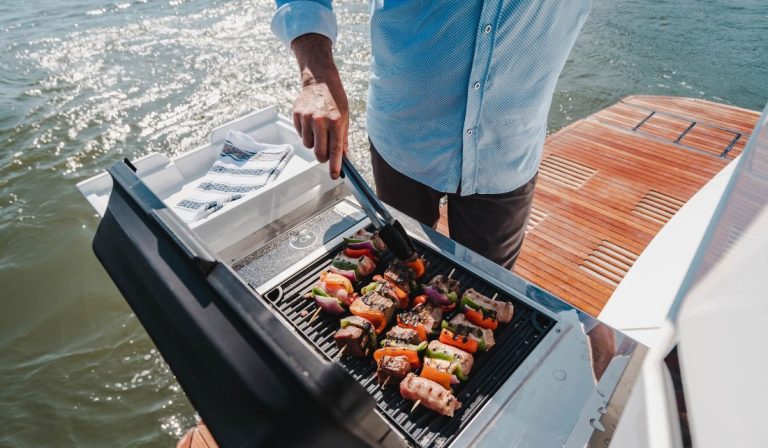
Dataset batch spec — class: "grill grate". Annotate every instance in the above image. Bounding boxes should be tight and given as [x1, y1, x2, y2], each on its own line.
[261, 241, 554, 448]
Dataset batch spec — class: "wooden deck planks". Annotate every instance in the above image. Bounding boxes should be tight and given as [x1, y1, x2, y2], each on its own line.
[177, 422, 218, 448]
[437, 96, 760, 315]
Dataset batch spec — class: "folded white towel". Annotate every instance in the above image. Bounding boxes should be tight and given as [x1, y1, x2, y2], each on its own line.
[174, 130, 293, 223]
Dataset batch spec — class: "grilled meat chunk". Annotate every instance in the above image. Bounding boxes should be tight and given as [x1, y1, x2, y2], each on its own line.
[399, 303, 443, 336]
[346, 229, 387, 253]
[377, 355, 411, 386]
[349, 291, 397, 333]
[400, 373, 461, 417]
[384, 326, 422, 346]
[449, 314, 496, 351]
[334, 326, 371, 357]
[361, 279, 401, 306]
[463, 289, 514, 323]
[332, 253, 377, 278]
[428, 275, 461, 297]
[384, 259, 416, 294]
[426, 340, 474, 377]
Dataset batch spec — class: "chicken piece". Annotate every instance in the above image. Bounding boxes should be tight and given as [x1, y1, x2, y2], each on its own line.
[383, 326, 422, 346]
[400, 373, 461, 417]
[399, 303, 443, 335]
[463, 289, 514, 323]
[450, 314, 496, 351]
[384, 259, 416, 294]
[426, 340, 474, 377]
[334, 326, 371, 357]
[377, 355, 411, 386]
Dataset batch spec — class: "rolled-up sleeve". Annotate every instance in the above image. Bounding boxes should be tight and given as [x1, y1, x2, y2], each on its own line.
[271, 0, 337, 47]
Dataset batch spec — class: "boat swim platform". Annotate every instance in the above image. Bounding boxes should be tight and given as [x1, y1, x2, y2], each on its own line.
[437, 95, 761, 316]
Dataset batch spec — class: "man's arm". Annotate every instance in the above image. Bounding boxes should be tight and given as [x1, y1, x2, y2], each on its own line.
[291, 34, 348, 180]
[271, 1, 348, 180]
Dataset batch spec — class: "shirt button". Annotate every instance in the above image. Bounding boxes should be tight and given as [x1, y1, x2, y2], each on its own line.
[466, 129, 473, 135]
[473, 82, 481, 90]
[484, 24, 492, 34]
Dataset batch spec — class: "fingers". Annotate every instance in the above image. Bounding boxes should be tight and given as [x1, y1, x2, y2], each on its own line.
[293, 112, 302, 136]
[328, 124, 344, 180]
[299, 114, 315, 149]
[312, 117, 329, 164]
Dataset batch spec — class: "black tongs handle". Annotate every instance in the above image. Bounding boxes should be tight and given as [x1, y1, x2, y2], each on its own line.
[341, 156, 392, 228]
[340, 156, 416, 260]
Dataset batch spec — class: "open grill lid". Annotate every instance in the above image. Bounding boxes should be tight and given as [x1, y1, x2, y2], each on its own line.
[92, 159, 387, 447]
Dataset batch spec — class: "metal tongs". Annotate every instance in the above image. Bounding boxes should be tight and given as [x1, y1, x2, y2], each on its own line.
[340, 156, 416, 261]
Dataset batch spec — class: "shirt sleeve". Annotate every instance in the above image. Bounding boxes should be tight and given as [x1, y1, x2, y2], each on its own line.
[271, 0, 337, 47]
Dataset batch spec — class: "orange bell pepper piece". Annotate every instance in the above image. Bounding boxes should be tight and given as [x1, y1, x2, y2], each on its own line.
[412, 294, 428, 307]
[373, 348, 421, 369]
[349, 302, 388, 334]
[396, 315, 428, 341]
[464, 308, 499, 330]
[439, 329, 479, 354]
[420, 364, 452, 390]
[406, 257, 426, 278]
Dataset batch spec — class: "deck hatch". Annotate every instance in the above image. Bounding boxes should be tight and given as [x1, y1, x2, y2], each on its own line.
[539, 155, 596, 189]
[525, 205, 548, 234]
[632, 190, 685, 225]
[579, 240, 639, 286]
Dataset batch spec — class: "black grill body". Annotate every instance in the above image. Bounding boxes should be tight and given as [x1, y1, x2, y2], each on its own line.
[254, 242, 554, 448]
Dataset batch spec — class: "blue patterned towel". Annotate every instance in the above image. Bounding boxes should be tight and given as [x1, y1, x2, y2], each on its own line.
[174, 130, 293, 223]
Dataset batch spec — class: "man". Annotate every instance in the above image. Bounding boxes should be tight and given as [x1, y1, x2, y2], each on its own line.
[271, 0, 591, 269]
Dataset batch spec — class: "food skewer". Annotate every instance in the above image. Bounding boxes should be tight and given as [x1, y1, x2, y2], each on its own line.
[410, 400, 421, 412]
[336, 346, 347, 360]
[447, 268, 455, 279]
[308, 306, 322, 324]
[382, 377, 390, 388]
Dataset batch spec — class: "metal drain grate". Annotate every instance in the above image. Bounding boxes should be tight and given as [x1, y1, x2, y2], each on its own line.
[539, 155, 597, 189]
[526, 206, 548, 234]
[580, 241, 639, 286]
[260, 241, 554, 448]
[632, 190, 685, 224]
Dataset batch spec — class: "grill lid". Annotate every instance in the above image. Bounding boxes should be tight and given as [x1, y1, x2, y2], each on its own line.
[92, 159, 388, 447]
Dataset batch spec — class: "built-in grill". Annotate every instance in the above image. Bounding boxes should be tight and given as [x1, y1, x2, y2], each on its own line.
[252, 240, 554, 448]
[87, 159, 644, 448]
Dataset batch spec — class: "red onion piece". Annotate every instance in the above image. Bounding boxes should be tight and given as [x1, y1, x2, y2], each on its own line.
[422, 285, 452, 306]
[329, 266, 358, 283]
[451, 375, 460, 385]
[346, 240, 376, 252]
[314, 295, 345, 314]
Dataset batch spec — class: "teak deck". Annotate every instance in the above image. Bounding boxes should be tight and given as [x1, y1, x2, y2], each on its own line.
[437, 95, 760, 316]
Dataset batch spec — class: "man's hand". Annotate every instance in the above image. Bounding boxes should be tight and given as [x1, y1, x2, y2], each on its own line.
[291, 34, 349, 180]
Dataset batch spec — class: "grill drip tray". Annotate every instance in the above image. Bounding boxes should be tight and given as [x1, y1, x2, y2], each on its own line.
[258, 241, 554, 448]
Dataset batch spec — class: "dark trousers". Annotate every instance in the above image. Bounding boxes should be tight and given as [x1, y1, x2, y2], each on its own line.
[370, 143, 537, 270]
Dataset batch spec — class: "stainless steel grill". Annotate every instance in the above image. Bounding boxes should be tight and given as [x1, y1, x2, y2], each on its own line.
[254, 240, 555, 448]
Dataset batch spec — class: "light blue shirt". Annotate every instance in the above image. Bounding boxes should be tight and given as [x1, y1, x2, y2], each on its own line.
[272, 0, 591, 195]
